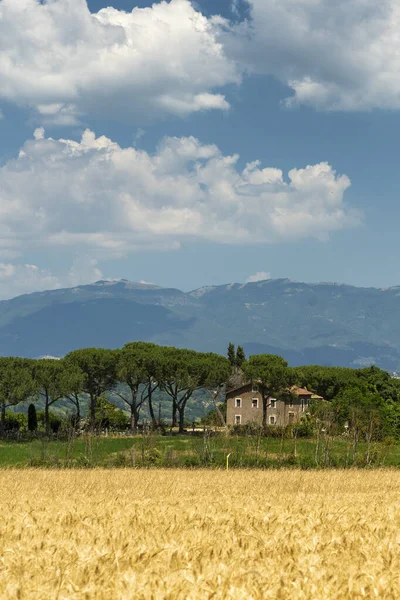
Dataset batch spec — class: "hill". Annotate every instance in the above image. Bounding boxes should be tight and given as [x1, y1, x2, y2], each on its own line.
[1, 278, 400, 370]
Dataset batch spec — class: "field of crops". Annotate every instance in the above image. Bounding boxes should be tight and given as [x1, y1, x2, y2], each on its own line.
[2, 434, 400, 468]
[2, 470, 400, 599]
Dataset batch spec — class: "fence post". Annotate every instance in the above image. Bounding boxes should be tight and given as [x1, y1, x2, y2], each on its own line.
[226, 452, 232, 471]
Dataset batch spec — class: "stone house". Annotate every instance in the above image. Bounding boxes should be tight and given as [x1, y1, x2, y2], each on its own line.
[226, 382, 324, 427]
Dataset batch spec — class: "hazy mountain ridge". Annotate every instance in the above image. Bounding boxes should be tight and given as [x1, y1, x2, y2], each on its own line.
[0, 278, 400, 370]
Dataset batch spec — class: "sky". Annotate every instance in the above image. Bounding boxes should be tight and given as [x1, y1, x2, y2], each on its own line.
[0, 0, 399, 298]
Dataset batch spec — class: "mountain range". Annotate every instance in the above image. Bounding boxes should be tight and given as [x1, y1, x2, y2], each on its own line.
[1, 278, 400, 371]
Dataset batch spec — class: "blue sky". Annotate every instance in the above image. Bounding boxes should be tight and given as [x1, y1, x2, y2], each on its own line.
[0, 0, 398, 297]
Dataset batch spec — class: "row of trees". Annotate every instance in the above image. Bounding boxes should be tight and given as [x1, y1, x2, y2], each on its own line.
[0, 343, 232, 435]
[2, 340, 400, 439]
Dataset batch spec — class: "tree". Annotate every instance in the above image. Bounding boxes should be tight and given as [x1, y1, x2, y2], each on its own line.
[201, 353, 231, 432]
[244, 354, 292, 429]
[122, 342, 164, 428]
[114, 342, 160, 431]
[28, 403, 38, 432]
[227, 343, 246, 373]
[65, 348, 118, 429]
[0, 358, 37, 436]
[63, 365, 87, 427]
[32, 359, 79, 435]
[236, 346, 246, 369]
[227, 343, 236, 369]
[160, 348, 211, 433]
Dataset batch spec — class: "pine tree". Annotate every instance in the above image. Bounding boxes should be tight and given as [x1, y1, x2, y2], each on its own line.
[28, 403, 37, 432]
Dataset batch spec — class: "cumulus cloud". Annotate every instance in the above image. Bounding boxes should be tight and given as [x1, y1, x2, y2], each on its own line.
[0, 0, 239, 124]
[223, 0, 400, 111]
[0, 257, 106, 299]
[67, 256, 103, 287]
[246, 271, 271, 283]
[0, 263, 61, 299]
[0, 128, 360, 264]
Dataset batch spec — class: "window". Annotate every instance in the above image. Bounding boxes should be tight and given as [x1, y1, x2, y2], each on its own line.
[270, 398, 276, 409]
[235, 398, 242, 408]
[252, 398, 258, 408]
[251, 383, 258, 393]
[269, 416, 275, 425]
[289, 397, 293, 408]
[235, 415, 242, 425]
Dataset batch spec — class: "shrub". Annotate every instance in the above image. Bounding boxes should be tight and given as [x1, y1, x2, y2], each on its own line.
[36, 411, 64, 434]
[145, 448, 162, 465]
[293, 417, 315, 438]
[5, 411, 27, 432]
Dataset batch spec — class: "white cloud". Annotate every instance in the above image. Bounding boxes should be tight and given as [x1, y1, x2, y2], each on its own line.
[67, 256, 103, 287]
[246, 271, 271, 283]
[0, 128, 360, 265]
[223, 0, 400, 111]
[0, 0, 239, 124]
[0, 263, 61, 299]
[0, 256, 105, 299]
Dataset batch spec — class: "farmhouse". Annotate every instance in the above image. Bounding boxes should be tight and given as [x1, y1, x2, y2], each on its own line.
[226, 383, 324, 427]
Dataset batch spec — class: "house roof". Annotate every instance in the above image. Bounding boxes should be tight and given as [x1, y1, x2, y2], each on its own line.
[226, 382, 253, 395]
[226, 382, 324, 399]
[290, 385, 313, 396]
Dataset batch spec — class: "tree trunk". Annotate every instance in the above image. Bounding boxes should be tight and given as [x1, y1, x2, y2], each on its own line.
[172, 397, 177, 428]
[178, 405, 185, 433]
[134, 409, 140, 430]
[45, 392, 50, 436]
[90, 394, 97, 430]
[128, 387, 139, 433]
[210, 389, 228, 434]
[75, 400, 81, 427]
[130, 405, 135, 433]
[0, 402, 5, 436]
[148, 393, 157, 427]
[262, 394, 268, 429]
[130, 404, 140, 433]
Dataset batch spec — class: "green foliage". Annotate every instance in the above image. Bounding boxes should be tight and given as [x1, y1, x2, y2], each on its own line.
[95, 397, 129, 430]
[65, 348, 118, 428]
[244, 354, 292, 428]
[292, 364, 400, 402]
[4, 411, 27, 432]
[27, 403, 37, 431]
[32, 358, 84, 434]
[201, 403, 226, 425]
[159, 347, 231, 432]
[236, 346, 246, 369]
[0, 357, 37, 433]
[227, 343, 236, 368]
[293, 416, 315, 438]
[227, 343, 246, 370]
[36, 410, 63, 434]
[116, 342, 162, 429]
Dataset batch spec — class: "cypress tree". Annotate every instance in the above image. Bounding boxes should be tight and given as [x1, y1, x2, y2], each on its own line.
[227, 343, 236, 368]
[236, 346, 246, 369]
[28, 403, 37, 432]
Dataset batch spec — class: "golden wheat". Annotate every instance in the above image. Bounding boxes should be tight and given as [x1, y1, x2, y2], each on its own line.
[1, 470, 400, 599]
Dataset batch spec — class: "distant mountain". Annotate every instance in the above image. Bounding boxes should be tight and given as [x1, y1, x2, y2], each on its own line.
[1, 278, 400, 370]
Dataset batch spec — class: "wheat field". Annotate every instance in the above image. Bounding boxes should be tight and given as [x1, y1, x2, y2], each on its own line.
[1, 470, 400, 599]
